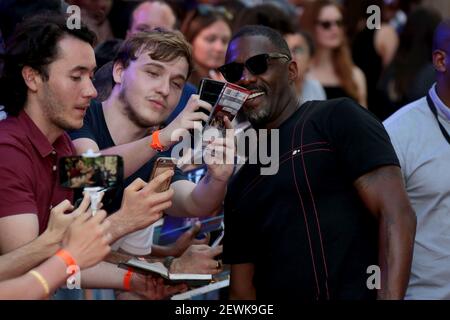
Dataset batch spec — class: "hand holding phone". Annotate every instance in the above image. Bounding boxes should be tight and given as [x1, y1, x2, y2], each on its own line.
[150, 157, 176, 192]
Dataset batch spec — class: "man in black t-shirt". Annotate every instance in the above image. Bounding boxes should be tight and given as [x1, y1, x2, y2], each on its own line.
[219, 25, 416, 300]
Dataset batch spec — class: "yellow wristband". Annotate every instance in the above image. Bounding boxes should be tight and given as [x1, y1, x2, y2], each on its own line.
[29, 270, 50, 297]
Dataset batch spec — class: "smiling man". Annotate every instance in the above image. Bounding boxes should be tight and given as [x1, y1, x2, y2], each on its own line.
[221, 25, 416, 300]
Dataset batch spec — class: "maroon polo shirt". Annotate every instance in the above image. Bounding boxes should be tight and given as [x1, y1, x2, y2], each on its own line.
[0, 110, 75, 234]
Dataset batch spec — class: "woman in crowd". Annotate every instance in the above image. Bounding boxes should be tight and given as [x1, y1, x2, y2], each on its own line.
[180, 4, 232, 88]
[302, 0, 367, 107]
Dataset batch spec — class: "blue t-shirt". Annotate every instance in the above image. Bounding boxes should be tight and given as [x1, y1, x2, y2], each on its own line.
[68, 100, 187, 213]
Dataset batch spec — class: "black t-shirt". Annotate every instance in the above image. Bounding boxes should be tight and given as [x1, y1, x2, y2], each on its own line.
[223, 98, 400, 300]
[68, 100, 187, 213]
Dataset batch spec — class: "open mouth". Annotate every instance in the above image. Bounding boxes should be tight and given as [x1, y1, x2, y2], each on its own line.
[247, 91, 265, 100]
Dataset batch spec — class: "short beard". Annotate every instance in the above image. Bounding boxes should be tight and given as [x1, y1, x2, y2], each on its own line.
[118, 85, 156, 129]
[41, 82, 78, 131]
[243, 106, 271, 128]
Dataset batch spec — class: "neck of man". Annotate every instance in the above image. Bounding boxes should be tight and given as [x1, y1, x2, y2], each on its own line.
[264, 88, 300, 129]
[23, 97, 63, 145]
[435, 78, 450, 109]
[103, 89, 150, 145]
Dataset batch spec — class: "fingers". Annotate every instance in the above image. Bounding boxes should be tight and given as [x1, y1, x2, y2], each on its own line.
[205, 137, 234, 150]
[125, 177, 147, 192]
[75, 192, 91, 215]
[75, 206, 95, 224]
[103, 232, 113, 244]
[165, 283, 188, 296]
[144, 188, 174, 206]
[90, 209, 107, 224]
[207, 244, 223, 258]
[224, 116, 234, 130]
[185, 221, 201, 238]
[210, 261, 223, 275]
[146, 170, 174, 192]
[51, 199, 74, 215]
[191, 112, 210, 123]
[184, 244, 211, 258]
[188, 94, 213, 113]
[192, 232, 210, 245]
[148, 201, 171, 216]
[155, 278, 165, 299]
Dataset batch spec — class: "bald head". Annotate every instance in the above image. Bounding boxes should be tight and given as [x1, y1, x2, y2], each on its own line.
[127, 1, 177, 37]
[433, 19, 450, 52]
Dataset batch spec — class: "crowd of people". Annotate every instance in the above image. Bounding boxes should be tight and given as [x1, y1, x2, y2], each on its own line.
[0, 0, 449, 301]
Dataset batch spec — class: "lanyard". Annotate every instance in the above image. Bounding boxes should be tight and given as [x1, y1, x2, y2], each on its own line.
[426, 93, 450, 145]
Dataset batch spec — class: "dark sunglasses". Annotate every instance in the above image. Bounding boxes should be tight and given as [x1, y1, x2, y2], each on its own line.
[218, 53, 291, 83]
[316, 19, 343, 30]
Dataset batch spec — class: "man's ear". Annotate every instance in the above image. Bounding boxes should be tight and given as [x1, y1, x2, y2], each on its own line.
[21, 66, 40, 92]
[433, 50, 447, 73]
[112, 61, 124, 84]
[288, 60, 298, 84]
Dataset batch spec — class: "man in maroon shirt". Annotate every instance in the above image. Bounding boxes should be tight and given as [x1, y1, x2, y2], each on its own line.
[0, 13, 182, 298]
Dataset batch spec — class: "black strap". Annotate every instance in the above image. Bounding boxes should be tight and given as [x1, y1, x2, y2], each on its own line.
[426, 93, 450, 145]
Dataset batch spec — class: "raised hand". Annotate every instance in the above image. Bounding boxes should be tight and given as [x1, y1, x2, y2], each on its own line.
[119, 171, 175, 232]
[62, 209, 112, 269]
[170, 244, 223, 275]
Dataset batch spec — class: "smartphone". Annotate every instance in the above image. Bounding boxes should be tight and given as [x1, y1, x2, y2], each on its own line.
[59, 155, 123, 189]
[198, 78, 226, 120]
[150, 157, 176, 192]
[205, 82, 250, 132]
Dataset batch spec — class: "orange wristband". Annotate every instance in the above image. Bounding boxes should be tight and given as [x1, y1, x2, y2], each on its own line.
[55, 249, 77, 268]
[123, 268, 133, 291]
[150, 130, 165, 152]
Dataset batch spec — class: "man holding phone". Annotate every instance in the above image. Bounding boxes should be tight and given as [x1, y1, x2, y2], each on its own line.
[0, 14, 188, 299]
[69, 30, 234, 292]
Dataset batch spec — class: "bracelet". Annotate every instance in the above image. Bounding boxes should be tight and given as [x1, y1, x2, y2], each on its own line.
[29, 270, 50, 297]
[150, 130, 165, 152]
[163, 256, 176, 271]
[55, 249, 77, 269]
[123, 268, 134, 291]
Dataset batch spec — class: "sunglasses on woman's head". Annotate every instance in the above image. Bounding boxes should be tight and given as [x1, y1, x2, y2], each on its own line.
[316, 19, 343, 30]
[218, 53, 291, 83]
[196, 4, 233, 20]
